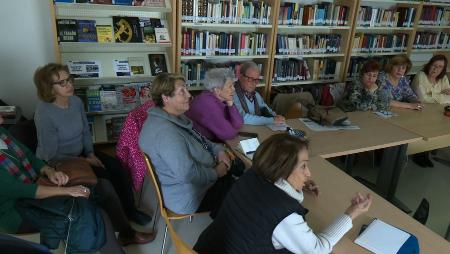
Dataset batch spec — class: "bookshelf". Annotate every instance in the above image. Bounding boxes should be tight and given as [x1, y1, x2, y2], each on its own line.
[175, 0, 277, 98]
[50, 0, 176, 144]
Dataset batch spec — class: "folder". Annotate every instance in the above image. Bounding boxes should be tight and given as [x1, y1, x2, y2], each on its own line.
[355, 219, 419, 254]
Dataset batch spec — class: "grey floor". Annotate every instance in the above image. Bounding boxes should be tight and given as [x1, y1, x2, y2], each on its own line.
[16, 148, 450, 253]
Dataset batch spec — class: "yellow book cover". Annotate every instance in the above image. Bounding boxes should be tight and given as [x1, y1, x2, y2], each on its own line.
[96, 25, 113, 43]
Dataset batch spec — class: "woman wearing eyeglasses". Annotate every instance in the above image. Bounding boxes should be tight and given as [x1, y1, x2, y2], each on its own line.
[233, 61, 285, 125]
[33, 64, 154, 229]
[185, 68, 243, 142]
[339, 60, 391, 112]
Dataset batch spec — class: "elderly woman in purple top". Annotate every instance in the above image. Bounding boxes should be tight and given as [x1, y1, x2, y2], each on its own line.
[185, 68, 243, 142]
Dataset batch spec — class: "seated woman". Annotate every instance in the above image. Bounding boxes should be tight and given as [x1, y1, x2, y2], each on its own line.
[185, 68, 243, 142]
[412, 54, 450, 104]
[139, 73, 234, 216]
[194, 133, 372, 254]
[33, 63, 151, 225]
[0, 115, 154, 254]
[379, 55, 424, 110]
[340, 59, 391, 112]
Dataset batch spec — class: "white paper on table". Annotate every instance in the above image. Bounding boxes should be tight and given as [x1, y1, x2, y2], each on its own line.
[299, 118, 360, 131]
[266, 123, 289, 131]
[355, 219, 410, 254]
[239, 138, 260, 159]
[374, 111, 398, 119]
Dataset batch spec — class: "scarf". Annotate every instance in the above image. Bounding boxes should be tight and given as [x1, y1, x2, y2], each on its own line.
[0, 133, 38, 183]
[234, 81, 261, 116]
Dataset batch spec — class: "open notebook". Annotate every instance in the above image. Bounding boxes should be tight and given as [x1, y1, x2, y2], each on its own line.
[355, 219, 419, 254]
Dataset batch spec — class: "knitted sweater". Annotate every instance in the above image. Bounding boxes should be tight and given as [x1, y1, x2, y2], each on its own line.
[411, 71, 450, 104]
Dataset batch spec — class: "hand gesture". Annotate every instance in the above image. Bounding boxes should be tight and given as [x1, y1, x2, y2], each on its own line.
[217, 151, 231, 169]
[65, 185, 90, 198]
[345, 193, 372, 220]
[47, 170, 69, 186]
[85, 153, 105, 168]
[303, 180, 319, 197]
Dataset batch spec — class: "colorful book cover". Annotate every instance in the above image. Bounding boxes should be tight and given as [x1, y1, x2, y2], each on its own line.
[113, 0, 133, 6]
[57, 19, 78, 42]
[86, 87, 102, 112]
[128, 57, 146, 75]
[148, 54, 167, 76]
[96, 25, 113, 43]
[113, 16, 143, 43]
[134, 82, 153, 104]
[113, 60, 131, 76]
[77, 20, 98, 42]
[100, 89, 119, 111]
[155, 27, 170, 43]
[116, 84, 138, 109]
[139, 18, 156, 43]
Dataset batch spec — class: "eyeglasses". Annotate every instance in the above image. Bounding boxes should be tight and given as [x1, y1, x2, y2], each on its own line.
[53, 77, 74, 87]
[243, 74, 262, 83]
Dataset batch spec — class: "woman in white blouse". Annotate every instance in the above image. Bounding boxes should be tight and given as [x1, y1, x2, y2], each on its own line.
[412, 54, 450, 104]
[194, 133, 372, 254]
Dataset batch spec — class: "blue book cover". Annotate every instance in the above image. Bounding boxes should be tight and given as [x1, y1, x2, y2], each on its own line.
[77, 20, 98, 42]
[54, 0, 74, 3]
[114, 0, 132, 5]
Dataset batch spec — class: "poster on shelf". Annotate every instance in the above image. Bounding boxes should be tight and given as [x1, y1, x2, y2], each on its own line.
[113, 60, 131, 76]
[67, 60, 102, 78]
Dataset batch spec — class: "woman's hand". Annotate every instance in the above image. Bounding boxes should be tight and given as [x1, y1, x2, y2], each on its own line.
[48, 170, 69, 186]
[214, 162, 229, 177]
[64, 185, 90, 198]
[217, 151, 231, 169]
[303, 180, 319, 197]
[226, 100, 234, 107]
[85, 153, 105, 168]
[345, 193, 372, 220]
[409, 102, 424, 110]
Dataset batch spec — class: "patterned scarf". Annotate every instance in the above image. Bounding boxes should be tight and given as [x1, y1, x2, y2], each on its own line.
[0, 133, 38, 183]
[234, 81, 261, 116]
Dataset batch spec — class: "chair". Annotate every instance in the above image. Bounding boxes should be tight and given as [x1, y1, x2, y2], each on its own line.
[142, 153, 198, 254]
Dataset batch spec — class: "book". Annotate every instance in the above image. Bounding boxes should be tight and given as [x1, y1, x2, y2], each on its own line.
[155, 27, 170, 43]
[56, 19, 78, 42]
[87, 116, 96, 143]
[140, 18, 156, 43]
[77, 20, 97, 42]
[96, 25, 113, 43]
[91, 0, 113, 4]
[113, 60, 131, 76]
[135, 82, 153, 104]
[148, 54, 167, 75]
[105, 115, 127, 141]
[128, 57, 146, 75]
[100, 88, 119, 111]
[133, 0, 165, 7]
[113, 0, 132, 5]
[355, 219, 418, 254]
[116, 84, 139, 109]
[86, 87, 102, 112]
[67, 60, 102, 78]
[113, 16, 142, 43]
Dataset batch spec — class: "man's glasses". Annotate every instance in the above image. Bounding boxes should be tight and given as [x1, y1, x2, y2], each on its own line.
[53, 77, 74, 87]
[243, 74, 262, 83]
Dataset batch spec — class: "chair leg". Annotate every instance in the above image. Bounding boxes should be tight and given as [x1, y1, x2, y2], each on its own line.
[152, 202, 160, 233]
[161, 224, 168, 254]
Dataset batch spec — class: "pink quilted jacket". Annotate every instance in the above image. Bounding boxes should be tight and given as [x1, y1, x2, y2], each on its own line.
[116, 101, 155, 191]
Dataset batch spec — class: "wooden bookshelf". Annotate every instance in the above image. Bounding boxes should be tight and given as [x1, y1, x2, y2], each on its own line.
[50, 0, 176, 144]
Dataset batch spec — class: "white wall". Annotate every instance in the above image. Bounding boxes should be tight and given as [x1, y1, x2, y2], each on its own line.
[0, 0, 56, 119]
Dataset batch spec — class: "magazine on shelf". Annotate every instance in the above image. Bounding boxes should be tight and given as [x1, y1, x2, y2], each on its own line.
[113, 60, 131, 76]
[67, 60, 102, 78]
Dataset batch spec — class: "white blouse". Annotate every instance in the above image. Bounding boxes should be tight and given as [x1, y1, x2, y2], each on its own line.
[411, 71, 450, 104]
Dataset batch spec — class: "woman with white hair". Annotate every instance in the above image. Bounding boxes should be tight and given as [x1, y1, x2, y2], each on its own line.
[186, 68, 243, 142]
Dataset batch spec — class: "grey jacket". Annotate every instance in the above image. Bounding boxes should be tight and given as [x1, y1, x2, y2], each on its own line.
[139, 107, 223, 214]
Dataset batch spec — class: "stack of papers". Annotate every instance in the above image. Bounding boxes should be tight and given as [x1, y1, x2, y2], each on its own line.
[239, 138, 260, 160]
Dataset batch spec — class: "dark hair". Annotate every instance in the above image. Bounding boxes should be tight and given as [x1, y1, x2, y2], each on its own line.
[34, 63, 70, 103]
[151, 73, 186, 107]
[360, 59, 381, 76]
[384, 55, 412, 75]
[252, 133, 309, 183]
[423, 54, 448, 80]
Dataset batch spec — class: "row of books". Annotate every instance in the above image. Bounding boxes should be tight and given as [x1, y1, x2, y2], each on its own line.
[66, 54, 167, 78]
[181, 30, 267, 56]
[55, 0, 165, 7]
[181, 0, 271, 25]
[76, 82, 152, 113]
[181, 61, 263, 87]
[346, 57, 388, 78]
[352, 34, 408, 54]
[419, 6, 450, 26]
[57, 17, 170, 43]
[272, 59, 341, 83]
[356, 7, 416, 28]
[276, 34, 341, 55]
[413, 32, 450, 49]
[278, 3, 349, 26]
[87, 115, 127, 143]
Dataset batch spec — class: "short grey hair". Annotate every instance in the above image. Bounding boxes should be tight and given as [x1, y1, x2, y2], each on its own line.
[240, 61, 260, 76]
[204, 68, 236, 90]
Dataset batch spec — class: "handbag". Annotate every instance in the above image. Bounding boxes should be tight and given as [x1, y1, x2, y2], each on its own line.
[37, 158, 97, 187]
[307, 105, 348, 126]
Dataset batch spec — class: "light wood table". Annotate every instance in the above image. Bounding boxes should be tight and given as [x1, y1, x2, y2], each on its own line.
[387, 104, 450, 154]
[306, 156, 450, 254]
[228, 111, 422, 211]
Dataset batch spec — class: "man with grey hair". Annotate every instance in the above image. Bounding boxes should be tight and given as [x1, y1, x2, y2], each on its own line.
[186, 68, 243, 142]
[233, 61, 286, 125]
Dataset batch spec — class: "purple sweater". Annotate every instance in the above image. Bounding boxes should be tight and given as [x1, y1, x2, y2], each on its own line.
[186, 91, 243, 142]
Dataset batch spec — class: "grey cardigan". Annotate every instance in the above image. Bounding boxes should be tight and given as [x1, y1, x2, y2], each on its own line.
[139, 107, 223, 214]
